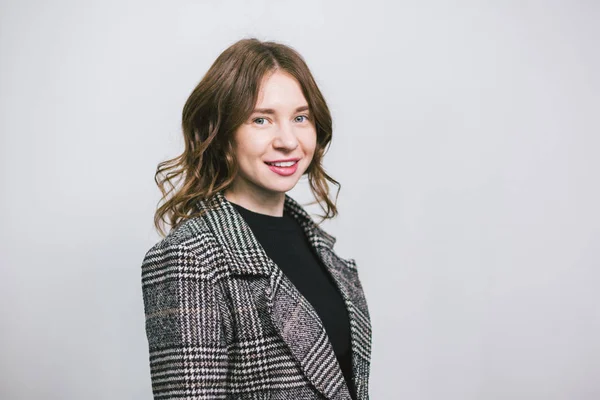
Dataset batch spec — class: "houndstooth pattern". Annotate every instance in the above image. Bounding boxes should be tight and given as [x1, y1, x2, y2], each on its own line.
[141, 190, 372, 399]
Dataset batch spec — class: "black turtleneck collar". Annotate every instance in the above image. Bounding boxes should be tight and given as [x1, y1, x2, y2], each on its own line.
[229, 201, 297, 231]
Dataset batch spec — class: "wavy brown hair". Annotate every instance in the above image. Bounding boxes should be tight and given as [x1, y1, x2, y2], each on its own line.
[154, 37, 341, 236]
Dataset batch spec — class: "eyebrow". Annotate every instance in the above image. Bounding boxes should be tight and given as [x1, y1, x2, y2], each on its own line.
[252, 105, 310, 114]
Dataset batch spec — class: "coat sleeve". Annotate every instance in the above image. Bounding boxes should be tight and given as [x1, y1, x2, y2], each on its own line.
[141, 241, 229, 399]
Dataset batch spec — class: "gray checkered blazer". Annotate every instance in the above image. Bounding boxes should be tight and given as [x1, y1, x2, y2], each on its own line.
[141, 190, 373, 399]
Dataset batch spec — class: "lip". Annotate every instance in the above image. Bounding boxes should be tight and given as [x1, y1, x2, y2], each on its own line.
[265, 159, 299, 176]
[264, 158, 300, 163]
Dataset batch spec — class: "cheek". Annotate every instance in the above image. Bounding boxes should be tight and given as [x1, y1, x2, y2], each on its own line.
[234, 133, 266, 161]
[302, 130, 317, 155]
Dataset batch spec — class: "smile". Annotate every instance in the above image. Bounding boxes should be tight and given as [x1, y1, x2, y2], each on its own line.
[264, 160, 299, 176]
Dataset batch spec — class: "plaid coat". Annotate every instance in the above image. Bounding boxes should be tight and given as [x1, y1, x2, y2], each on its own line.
[141, 190, 373, 399]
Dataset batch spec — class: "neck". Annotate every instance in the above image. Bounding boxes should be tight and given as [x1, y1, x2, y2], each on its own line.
[223, 185, 286, 217]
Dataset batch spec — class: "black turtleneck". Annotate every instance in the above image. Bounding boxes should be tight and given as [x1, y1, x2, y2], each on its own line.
[230, 201, 356, 400]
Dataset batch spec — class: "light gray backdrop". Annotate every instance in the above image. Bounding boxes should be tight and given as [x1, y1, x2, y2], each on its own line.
[1, 1, 599, 399]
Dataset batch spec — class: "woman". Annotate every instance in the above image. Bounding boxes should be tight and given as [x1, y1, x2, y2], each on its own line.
[141, 38, 372, 400]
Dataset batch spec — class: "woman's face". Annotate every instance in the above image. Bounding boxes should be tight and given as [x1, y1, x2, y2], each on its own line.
[229, 70, 317, 199]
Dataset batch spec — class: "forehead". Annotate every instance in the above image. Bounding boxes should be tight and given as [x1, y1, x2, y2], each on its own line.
[254, 71, 308, 109]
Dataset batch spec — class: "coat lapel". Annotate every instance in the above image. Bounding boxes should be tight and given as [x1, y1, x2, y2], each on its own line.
[195, 190, 372, 400]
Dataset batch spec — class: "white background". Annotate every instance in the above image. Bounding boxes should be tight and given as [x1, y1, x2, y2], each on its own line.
[1, 1, 599, 399]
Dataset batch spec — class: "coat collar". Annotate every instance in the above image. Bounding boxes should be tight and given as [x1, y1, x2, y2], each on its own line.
[195, 189, 337, 277]
[195, 189, 371, 400]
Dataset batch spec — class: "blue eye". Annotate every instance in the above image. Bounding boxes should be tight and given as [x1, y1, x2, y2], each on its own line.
[253, 117, 267, 125]
[295, 115, 309, 123]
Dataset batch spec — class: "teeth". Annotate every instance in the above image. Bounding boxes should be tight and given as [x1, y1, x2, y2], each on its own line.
[267, 161, 296, 167]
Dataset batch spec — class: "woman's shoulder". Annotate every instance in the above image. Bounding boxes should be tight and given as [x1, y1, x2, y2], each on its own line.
[141, 216, 217, 274]
[160, 216, 212, 248]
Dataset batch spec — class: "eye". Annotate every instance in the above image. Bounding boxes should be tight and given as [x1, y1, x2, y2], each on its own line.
[253, 117, 268, 125]
[295, 115, 310, 123]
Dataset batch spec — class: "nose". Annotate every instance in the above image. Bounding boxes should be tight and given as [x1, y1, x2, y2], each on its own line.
[273, 121, 299, 150]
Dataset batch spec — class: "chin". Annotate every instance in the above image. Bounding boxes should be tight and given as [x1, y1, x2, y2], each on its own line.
[262, 181, 298, 194]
